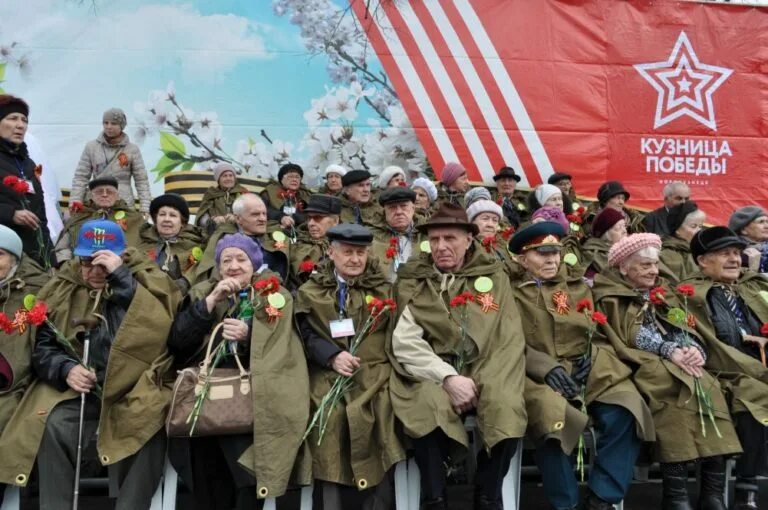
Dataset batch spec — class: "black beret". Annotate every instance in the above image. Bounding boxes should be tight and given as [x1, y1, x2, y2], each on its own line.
[304, 194, 342, 215]
[548, 172, 572, 185]
[326, 223, 373, 246]
[493, 166, 521, 182]
[278, 163, 303, 182]
[508, 221, 566, 255]
[666, 200, 699, 235]
[342, 170, 371, 187]
[597, 181, 630, 205]
[150, 193, 190, 222]
[690, 226, 746, 262]
[379, 187, 416, 206]
[88, 176, 119, 190]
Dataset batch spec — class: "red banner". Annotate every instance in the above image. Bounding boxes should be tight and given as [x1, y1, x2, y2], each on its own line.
[352, 0, 768, 224]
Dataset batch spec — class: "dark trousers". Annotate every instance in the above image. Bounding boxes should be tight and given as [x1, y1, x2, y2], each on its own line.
[412, 429, 517, 503]
[38, 397, 166, 510]
[734, 412, 768, 490]
[534, 402, 641, 509]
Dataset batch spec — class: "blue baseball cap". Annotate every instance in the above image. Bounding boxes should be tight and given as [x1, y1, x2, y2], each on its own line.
[73, 220, 126, 257]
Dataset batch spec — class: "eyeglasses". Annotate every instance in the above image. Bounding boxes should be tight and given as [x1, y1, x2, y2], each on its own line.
[79, 257, 95, 268]
[92, 188, 117, 196]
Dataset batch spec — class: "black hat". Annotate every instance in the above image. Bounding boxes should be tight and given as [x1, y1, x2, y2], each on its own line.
[88, 176, 119, 190]
[690, 226, 747, 262]
[304, 194, 342, 215]
[493, 166, 521, 182]
[277, 163, 303, 182]
[508, 221, 565, 255]
[416, 203, 479, 235]
[150, 193, 190, 223]
[667, 200, 699, 235]
[342, 170, 371, 187]
[326, 223, 373, 246]
[548, 172, 572, 185]
[597, 181, 630, 205]
[0, 94, 29, 121]
[379, 187, 416, 206]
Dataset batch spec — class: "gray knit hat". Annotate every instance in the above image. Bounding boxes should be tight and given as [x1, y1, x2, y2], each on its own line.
[464, 187, 492, 208]
[728, 206, 767, 235]
[0, 225, 23, 260]
[213, 162, 237, 184]
[103, 108, 127, 129]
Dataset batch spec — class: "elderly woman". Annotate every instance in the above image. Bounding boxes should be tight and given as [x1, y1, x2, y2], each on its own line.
[411, 177, 437, 216]
[137, 194, 203, 295]
[593, 234, 741, 510]
[465, 190, 516, 269]
[659, 201, 705, 283]
[168, 233, 309, 509]
[377, 165, 407, 189]
[527, 183, 574, 220]
[729, 206, 768, 273]
[581, 208, 627, 282]
[260, 163, 312, 232]
[0, 226, 48, 435]
[70, 107, 151, 215]
[196, 162, 248, 235]
[436, 162, 469, 207]
[318, 164, 346, 196]
[0, 94, 54, 269]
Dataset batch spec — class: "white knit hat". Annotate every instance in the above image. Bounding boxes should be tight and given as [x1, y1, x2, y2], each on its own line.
[377, 165, 406, 189]
[467, 199, 503, 222]
[325, 164, 347, 178]
[411, 178, 437, 203]
[534, 184, 562, 207]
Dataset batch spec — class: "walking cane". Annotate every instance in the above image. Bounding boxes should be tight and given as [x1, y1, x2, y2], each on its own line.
[70, 318, 99, 510]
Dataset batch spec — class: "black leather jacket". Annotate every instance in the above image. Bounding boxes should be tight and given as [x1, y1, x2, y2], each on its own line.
[32, 264, 136, 390]
[706, 286, 761, 359]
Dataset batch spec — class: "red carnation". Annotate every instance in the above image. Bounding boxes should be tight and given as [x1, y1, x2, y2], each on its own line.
[577, 206, 586, 215]
[70, 201, 84, 213]
[299, 259, 316, 273]
[676, 284, 695, 297]
[27, 302, 48, 327]
[481, 235, 498, 253]
[687, 314, 696, 329]
[0, 312, 12, 334]
[450, 291, 476, 307]
[2, 175, 19, 187]
[253, 276, 281, 295]
[576, 299, 593, 312]
[591, 311, 607, 325]
[760, 323, 768, 336]
[385, 247, 397, 260]
[500, 226, 515, 240]
[383, 298, 397, 312]
[13, 181, 29, 194]
[389, 237, 399, 247]
[649, 286, 666, 305]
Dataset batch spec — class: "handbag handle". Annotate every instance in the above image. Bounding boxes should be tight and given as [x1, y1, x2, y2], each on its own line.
[199, 321, 249, 380]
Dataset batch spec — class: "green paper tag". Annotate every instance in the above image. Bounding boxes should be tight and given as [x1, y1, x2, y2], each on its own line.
[191, 247, 203, 261]
[267, 293, 286, 310]
[365, 295, 374, 305]
[114, 211, 125, 220]
[272, 231, 287, 243]
[570, 223, 580, 232]
[572, 203, 581, 212]
[419, 240, 431, 253]
[474, 276, 493, 293]
[563, 253, 579, 266]
[23, 294, 37, 311]
[517, 203, 526, 211]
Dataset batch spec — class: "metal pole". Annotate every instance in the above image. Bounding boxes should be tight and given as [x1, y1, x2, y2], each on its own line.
[71, 317, 98, 510]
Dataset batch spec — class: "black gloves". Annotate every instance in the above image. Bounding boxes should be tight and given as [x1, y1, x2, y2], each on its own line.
[570, 355, 592, 386]
[544, 366, 580, 400]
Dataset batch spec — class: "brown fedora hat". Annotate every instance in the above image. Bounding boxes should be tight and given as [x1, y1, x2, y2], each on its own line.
[416, 203, 479, 235]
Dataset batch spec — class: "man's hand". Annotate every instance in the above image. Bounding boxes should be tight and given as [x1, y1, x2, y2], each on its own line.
[221, 318, 249, 342]
[544, 366, 580, 399]
[442, 375, 478, 414]
[66, 365, 97, 393]
[91, 250, 123, 274]
[280, 216, 295, 229]
[669, 348, 703, 377]
[570, 355, 592, 386]
[330, 351, 361, 377]
[205, 277, 242, 312]
[13, 209, 40, 229]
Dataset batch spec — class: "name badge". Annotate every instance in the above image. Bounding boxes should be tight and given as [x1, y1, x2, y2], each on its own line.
[330, 318, 355, 338]
[283, 206, 297, 215]
[24, 180, 35, 194]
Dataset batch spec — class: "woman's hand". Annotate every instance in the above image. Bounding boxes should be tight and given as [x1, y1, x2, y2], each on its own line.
[669, 347, 703, 377]
[221, 318, 249, 342]
[205, 277, 242, 313]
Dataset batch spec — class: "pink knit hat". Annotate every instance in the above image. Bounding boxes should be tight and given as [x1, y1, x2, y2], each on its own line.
[608, 233, 662, 268]
[441, 162, 466, 186]
[532, 206, 569, 234]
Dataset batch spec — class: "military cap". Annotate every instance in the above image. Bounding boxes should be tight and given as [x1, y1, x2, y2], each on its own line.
[379, 187, 416, 206]
[326, 223, 374, 246]
[304, 194, 342, 215]
[508, 221, 566, 254]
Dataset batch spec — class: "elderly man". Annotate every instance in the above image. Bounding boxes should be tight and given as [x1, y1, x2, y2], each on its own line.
[55, 176, 144, 265]
[491, 166, 527, 228]
[195, 193, 290, 283]
[370, 187, 427, 282]
[510, 222, 652, 510]
[729, 206, 768, 273]
[261, 162, 312, 232]
[289, 194, 341, 286]
[548, 172, 576, 200]
[195, 162, 248, 235]
[642, 181, 691, 237]
[296, 223, 404, 509]
[0, 219, 181, 510]
[388, 203, 526, 510]
[340, 169, 381, 228]
[682, 227, 768, 510]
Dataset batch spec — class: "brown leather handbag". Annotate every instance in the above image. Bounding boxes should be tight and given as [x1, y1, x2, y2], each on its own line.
[166, 322, 253, 437]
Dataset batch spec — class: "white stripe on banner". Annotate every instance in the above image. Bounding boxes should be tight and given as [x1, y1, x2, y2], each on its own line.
[453, 0, 554, 183]
[372, 5, 460, 167]
[422, 0, 529, 187]
[395, 1, 496, 182]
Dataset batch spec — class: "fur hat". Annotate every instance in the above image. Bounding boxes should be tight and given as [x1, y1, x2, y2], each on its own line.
[467, 199, 503, 223]
[377, 165, 406, 189]
[0, 94, 29, 122]
[325, 164, 347, 177]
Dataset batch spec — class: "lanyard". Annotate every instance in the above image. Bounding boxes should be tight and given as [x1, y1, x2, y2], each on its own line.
[337, 282, 347, 319]
[13, 158, 26, 179]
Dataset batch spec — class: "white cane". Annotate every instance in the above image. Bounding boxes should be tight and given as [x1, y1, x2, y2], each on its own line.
[71, 318, 98, 510]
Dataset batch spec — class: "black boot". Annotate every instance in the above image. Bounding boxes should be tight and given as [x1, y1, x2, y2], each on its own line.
[662, 476, 693, 510]
[474, 492, 503, 510]
[581, 489, 615, 510]
[421, 497, 448, 510]
[697, 457, 727, 510]
[733, 487, 759, 509]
